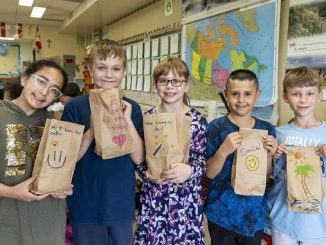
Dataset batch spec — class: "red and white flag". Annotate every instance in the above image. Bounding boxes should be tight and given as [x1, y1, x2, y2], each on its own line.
[0, 22, 23, 38]
[34, 25, 42, 50]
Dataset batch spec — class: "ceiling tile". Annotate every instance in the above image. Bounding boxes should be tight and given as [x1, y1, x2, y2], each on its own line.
[0, 0, 154, 34]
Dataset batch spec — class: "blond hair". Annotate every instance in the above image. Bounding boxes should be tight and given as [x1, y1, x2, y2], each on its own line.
[88, 39, 126, 68]
[283, 66, 321, 93]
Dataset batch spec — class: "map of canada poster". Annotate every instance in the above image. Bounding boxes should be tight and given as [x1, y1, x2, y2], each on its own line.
[183, 0, 279, 106]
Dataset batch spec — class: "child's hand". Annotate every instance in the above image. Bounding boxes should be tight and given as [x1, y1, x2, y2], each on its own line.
[121, 100, 132, 120]
[89, 114, 94, 135]
[51, 185, 73, 199]
[262, 135, 278, 155]
[161, 163, 192, 184]
[316, 144, 326, 157]
[272, 143, 288, 160]
[145, 171, 166, 184]
[220, 132, 241, 157]
[11, 175, 49, 202]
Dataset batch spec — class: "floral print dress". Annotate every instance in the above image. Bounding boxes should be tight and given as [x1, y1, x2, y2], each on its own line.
[135, 107, 207, 245]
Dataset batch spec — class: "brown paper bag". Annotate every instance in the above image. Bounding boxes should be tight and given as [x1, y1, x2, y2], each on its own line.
[287, 146, 324, 213]
[231, 128, 268, 196]
[143, 113, 192, 179]
[89, 88, 134, 159]
[30, 119, 85, 194]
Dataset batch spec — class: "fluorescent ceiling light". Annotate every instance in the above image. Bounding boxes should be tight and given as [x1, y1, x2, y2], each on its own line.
[0, 37, 15, 40]
[19, 0, 34, 6]
[31, 7, 46, 18]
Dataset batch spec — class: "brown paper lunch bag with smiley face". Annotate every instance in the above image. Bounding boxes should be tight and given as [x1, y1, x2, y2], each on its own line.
[30, 119, 85, 194]
[231, 128, 268, 196]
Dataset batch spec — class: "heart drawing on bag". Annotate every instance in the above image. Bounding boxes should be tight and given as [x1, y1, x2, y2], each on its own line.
[112, 134, 126, 148]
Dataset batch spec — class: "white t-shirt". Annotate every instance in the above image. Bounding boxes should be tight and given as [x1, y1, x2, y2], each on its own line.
[47, 102, 64, 112]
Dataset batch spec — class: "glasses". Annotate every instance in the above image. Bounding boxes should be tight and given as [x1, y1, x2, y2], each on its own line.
[156, 79, 185, 87]
[29, 74, 63, 99]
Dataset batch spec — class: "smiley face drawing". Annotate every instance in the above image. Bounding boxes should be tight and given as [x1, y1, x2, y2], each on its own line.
[50, 140, 58, 147]
[245, 155, 259, 171]
[47, 140, 66, 169]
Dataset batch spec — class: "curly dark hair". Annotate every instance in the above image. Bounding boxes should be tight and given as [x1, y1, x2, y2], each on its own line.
[62, 82, 81, 97]
[25, 60, 68, 89]
[4, 76, 23, 100]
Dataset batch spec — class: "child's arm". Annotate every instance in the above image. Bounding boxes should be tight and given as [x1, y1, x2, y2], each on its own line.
[0, 175, 48, 202]
[61, 98, 93, 161]
[262, 135, 278, 176]
[77, 117, 94, 161]
[51, 185, 73, 199]
[161, 114, 207, 184]
[145, 171, 168, 184]
[272, 143, 288, 180]
[272, 143, 288, 160]
[161, 163, 192, 183]
[206, 132, 241, 179]
[316, 144, 326, 156]
[122, 100, 145, 165]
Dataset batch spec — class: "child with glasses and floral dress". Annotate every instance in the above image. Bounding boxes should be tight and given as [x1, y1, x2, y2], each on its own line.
[0, 60, 72, 245]
[134, 57, 207, 244]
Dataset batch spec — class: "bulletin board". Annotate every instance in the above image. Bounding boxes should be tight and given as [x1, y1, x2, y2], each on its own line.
[123, 32, 181, 95]
[287, 0, 326, 69]
[0, 44, 21, 76]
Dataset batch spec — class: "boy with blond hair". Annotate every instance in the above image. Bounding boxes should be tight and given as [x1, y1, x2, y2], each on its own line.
[269, 66, 326, 244]
[62, 39, 144, 245]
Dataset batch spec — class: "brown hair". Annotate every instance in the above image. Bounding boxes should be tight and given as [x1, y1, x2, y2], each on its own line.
[62, 82, 81, 97]
[25, 59, 68, 89]
[4, 76, 23, 100]
[88, 39, 126, 68]
[283, 66, 321, 93]
[226, 69, 259, 91]
[153, 57, 190, 105]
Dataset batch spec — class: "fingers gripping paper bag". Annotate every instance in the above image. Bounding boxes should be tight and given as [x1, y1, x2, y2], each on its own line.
[89, 88, 134, 159]
[30, 119, 85, 194]
[143, 113, 192, 179]
[231, 128, 268, 196]
[287, 146, 324, 213]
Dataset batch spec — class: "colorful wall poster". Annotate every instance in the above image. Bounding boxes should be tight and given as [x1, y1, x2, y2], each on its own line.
[183, 0, 279, 106]
[287, 0, 326, 69]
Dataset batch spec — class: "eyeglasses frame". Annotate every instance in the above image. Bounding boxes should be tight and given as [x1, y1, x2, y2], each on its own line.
[29, 74, 63, 99]
[156, 78, 186, 87]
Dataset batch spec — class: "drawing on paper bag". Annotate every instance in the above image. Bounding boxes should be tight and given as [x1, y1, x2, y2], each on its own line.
[287, 146, 323, 213]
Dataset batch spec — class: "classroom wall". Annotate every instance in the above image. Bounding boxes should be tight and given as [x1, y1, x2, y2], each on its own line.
[277, 0, 291, 125]
[277, 0, 326, 125]
[0, 25, 84, 78]
[2, 1, 324, 123]
[107, 0, 182, 41]
[107, 0, 326, 125]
